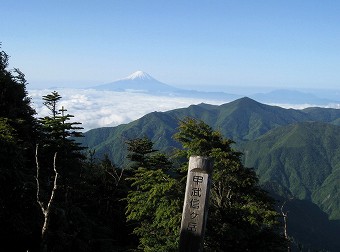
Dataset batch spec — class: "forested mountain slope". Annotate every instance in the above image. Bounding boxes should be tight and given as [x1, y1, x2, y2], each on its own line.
[79, 97, 340, 217]
[79, 97, 340, 250]
[242, 121, 340, 220]
[80, 97, 340, 164]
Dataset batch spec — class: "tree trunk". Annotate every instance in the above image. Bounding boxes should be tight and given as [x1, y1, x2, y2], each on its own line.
[35, 145, 59, 252]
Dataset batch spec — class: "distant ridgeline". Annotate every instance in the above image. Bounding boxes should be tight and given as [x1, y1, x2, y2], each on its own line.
[91, 70, 340, 105]
[79, 97, 340, 251]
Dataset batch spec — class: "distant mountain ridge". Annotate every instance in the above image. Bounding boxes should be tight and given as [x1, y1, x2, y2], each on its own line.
[90, 70, 340, 107]
[92, 70, 241, 101]
[250, 89, 339, 105]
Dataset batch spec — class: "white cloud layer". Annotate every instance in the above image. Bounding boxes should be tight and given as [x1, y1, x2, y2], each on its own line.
[28, 88, 340, 133]
[28, 88, 226, 132]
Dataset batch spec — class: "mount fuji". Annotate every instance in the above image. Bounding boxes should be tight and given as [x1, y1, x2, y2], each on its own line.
[93, 70, 181, 94]
[92, 71, 240, 100]
[91, 71, 340, 106]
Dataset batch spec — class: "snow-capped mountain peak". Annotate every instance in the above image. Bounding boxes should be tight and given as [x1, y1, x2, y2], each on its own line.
[124, 70, 154, 81]
[93, 70, 182, 93]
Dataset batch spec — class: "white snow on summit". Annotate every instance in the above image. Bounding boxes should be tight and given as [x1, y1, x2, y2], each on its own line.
[124, 70, 154, 81]
[93, 70, 180, 92]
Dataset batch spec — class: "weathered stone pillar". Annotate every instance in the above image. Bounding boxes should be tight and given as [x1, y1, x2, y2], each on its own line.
[179, 156, 213, 252]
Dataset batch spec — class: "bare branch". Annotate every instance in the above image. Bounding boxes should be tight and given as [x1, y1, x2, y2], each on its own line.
[35, 144, 45, 212]
[280, 201, 290, 252]
[41, 152, 58, 239]
[47, 152, 59, 210]
[35, 144, 59, 246]
[105, 166, 125, 186]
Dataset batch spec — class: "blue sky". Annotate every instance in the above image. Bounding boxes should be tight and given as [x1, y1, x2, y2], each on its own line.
[2, 0, 340, 91]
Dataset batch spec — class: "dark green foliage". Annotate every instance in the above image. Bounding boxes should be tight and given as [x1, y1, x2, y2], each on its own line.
[80, 97, 340, 166]
[175, 118, 287, 251]
[0, 46, 41, 251]
[302, 106, 340, 124]
[126, 120, 287, 251]
[78, 111, 180, 167]
[0, 50, 37, 145]
[38, 91, 86, 182]
[126, 167, 182, 251]
[37, 91, 93, 251]
[40, 91, 84, 151]
[2, 44, 340, 250]
[243, 122, 340, 219]
[0, 47, 136, 251]
[75, 153, 135, 251]
[80, 98, 340, 250]
[174, 117, 230, 157]
[264, 186, 340, 252]
[42, 91, 62, 117]
[125, 138, 182, 251]
[172, 97, 309, 142]
[126, 137, 157, 169]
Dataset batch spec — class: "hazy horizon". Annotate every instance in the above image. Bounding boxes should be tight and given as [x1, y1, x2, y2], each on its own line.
[28, 86, 340, 132]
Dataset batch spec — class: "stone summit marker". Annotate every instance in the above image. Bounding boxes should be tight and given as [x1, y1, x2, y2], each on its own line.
[179, 156, 213, 252]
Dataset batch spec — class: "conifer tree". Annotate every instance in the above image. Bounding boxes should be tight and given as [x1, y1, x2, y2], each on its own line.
[0, 45, 41, 251]
[40, 91, 84, 150]
[125, 138, 182, 251]
[175, 118, 287, 251]
[126, 118, 287, 251]
[36, 91, 87, 251]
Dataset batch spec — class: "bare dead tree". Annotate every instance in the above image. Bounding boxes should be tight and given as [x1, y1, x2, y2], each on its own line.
[105, 165, 125, 187]
[280, 201, 290, 252]
[35, 144, 59, 251]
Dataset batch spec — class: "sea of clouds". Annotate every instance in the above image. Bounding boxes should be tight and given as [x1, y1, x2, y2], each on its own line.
[28, 88, 226, 132]
[28, 88, 340, 133]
